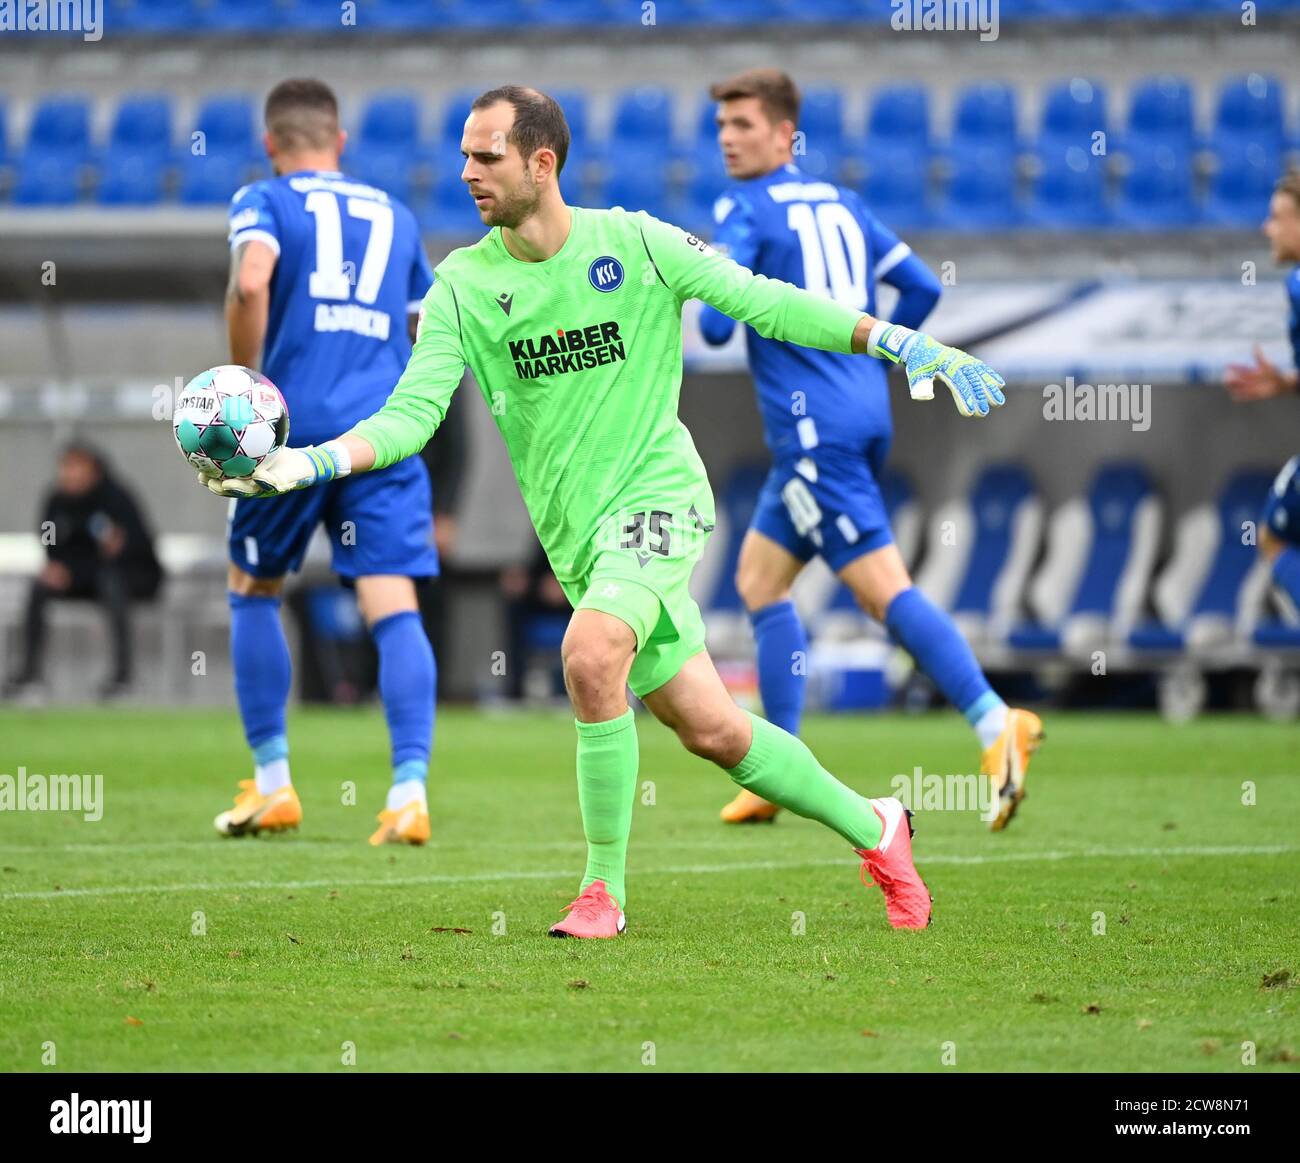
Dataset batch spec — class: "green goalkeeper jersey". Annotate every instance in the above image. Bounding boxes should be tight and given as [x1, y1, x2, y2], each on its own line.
[352, 205, 863, 586]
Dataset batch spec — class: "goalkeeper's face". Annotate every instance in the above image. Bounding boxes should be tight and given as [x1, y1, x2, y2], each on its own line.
[460, 105, 544, 229]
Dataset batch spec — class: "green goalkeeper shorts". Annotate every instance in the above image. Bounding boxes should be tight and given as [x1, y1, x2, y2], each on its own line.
[564, 540, 710, 700]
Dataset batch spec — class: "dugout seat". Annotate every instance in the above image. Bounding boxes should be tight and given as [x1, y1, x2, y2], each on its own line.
[1126, 468, 1276, 657]
[1007, 462, 1162, 660]
[910, 464, 1043, 649]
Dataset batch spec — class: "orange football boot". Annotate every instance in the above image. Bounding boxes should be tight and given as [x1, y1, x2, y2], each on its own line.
[855, 796, 932, 929]
[214, 780, 301, 837]
[720, 788, 782, 824]
[547, 880, 626, 939]
[368, 800, 431, 846]
[981, 709, 1044, 832]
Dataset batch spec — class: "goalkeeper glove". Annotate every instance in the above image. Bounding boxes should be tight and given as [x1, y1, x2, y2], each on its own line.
[199, 441, 351, 498]
[868, 321, 1006, 417]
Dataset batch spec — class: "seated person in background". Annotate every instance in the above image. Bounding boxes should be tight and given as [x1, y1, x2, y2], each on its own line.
[5, 442, 162, 700]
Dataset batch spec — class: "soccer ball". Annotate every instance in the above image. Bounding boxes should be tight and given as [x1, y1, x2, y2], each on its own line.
[173, 365, 289, 479]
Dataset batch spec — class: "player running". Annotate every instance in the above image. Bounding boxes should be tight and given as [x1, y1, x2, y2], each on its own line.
[1225, 170, 1300, 613]
[199, 86, 1008, 935]
[698, 69, 1042, 831]
[215, 79, 438, 846]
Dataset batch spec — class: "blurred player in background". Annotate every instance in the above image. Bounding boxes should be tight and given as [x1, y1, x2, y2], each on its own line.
[200, 87, 1010, 936]
[700, 70, 1042, 831]
[216, 79, 439, 845]
[1225, 170, 1300, 614]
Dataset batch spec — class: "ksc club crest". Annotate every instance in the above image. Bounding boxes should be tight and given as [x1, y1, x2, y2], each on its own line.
[588, 257, 624, 292]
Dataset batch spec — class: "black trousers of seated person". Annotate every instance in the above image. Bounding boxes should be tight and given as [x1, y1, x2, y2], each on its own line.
[17, 560, 162, 686]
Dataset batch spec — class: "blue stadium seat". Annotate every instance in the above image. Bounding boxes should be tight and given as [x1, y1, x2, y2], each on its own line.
[108, 94, 174, 159]
[105, 0, 199, 33]
[282, 0, 357, 30]
[346, 149, 416, 205]
[192, 95, 258, 162]
[1123, 75, 1195, 162]
[421, 170, 489, 235]
[684, 0, 787, 22]
[1212, 74, 1287, 157]
[950, 82, 1019, 158]
[861, 148, 932, 230]
[437, 0, 539, 28]
[0, 98, 9, 168]
[1129, 468, 1276, 654]
[438, 89, 478, 152]
[12, 152, 82, 205]
[682, 152, 730, 232]
[25, 95, 91, 157]
[13, 96, 91, 206]
[358, 92, 420, 149]
[97, 153, 167, 205]
[1037, 77, 1108, 157]
[601, 164, 672, 222]
[864, 85, 931, 158]
[1025, 144, 1110, 228]
[791, 88, 847, 181]
[347, 91, 423, 202]
[933, 148, 1020, 230]
[366, 0, 447, 29]
[178, 152, 253, 205]
[1009, 462, 1162, 656]
[529, 0, 626, 23]
[1114, 144, 1198, 229]
[193, 0, 283, 30]
[1204, 142, 1280, 228]
[612, 86, 674, 152]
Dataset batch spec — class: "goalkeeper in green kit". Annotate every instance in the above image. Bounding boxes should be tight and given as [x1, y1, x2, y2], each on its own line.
[200, 87, 1007, 935]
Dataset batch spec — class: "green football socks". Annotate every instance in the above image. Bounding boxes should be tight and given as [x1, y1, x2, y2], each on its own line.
[574, 708, 639, 908]
[727, 712, 883, 851]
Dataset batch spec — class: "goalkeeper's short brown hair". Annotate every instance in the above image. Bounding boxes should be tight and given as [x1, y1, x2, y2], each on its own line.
[709, 68, 801, 127]
[1276, 169, 1300, 208]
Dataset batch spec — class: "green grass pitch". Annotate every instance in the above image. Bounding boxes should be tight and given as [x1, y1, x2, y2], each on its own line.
[0, 707, 1296, 1073]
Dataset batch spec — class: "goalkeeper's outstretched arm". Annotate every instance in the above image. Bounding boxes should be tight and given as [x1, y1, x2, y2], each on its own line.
[200, 277, 466, 498]
[638, 211, 1005, 418]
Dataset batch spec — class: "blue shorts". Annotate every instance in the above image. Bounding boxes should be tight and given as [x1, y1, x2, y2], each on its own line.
[1261, 454, 1300, 545]
[752, 439, 895, 573]
[228, 455, 439, 580]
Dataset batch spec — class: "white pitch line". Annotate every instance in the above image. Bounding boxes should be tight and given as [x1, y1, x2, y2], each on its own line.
[0, 843, 1296, 902]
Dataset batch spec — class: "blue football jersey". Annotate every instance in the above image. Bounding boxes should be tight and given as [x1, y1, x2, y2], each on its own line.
[227, 169, 434, 446]
[700, 163, 938, 458]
